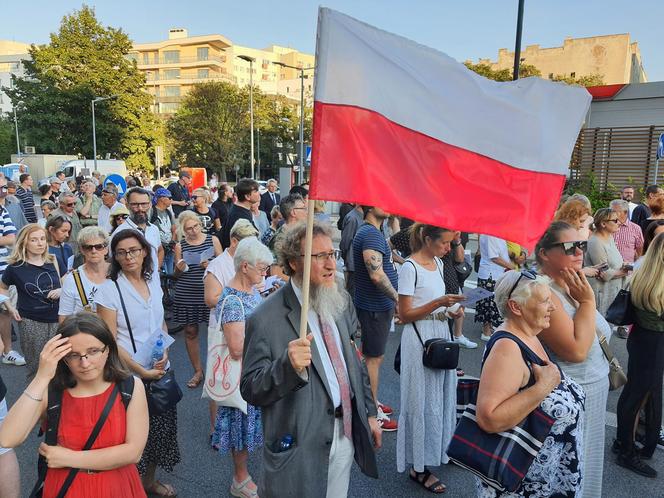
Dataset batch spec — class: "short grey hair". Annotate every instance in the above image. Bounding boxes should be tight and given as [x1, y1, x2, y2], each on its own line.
[610, 199, 629, 213]
[230, 218, 259, 240]
[78, 226, 110, 246]
[233, 237, 274, 272]
[494, 270, 552, 318]
[267, 178, 278, 187]
[58, 191, 76, 203]
[40, 200, 56, 211]
[275, 221, 333, 276]
[279, 194, 304, 221]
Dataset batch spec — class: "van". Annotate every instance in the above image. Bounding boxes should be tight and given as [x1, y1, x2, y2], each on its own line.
[60, 159, 128, 182]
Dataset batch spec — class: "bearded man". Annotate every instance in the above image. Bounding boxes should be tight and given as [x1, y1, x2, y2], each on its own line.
[241, 221, 381, 498]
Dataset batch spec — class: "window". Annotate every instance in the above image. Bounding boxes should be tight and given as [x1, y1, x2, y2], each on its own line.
[143, 53, 151, 64]
[548, 73, 554, 79]
[262, 74, 269, 81]
[161, 102, 180, 113]
[197, 47, 209, 61]
[570, 72, 576, 78]
[164, 86, 180, 97]
[163, 50, 180, 64]
[163, 69, 180, 80]
[126, 53, 138, 63]
[197, 68, 209, 79]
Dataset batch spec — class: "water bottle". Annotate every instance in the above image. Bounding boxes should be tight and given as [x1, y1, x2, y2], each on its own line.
[276, 434, 294, 453]
[151, 334, 164, 368]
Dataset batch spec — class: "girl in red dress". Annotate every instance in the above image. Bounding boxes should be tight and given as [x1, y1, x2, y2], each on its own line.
[0, 312, 149, 497]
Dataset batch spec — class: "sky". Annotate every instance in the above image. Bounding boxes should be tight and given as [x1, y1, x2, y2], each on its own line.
[4, 0, 664, 81]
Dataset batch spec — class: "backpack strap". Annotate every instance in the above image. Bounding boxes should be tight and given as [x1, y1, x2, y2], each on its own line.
[29, 386, 64, 497]
[72, 269, 89, 309]
[118, 375, 135, 409]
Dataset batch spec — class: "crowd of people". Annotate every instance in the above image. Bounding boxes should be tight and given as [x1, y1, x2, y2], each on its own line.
[0, 166, 662, 497]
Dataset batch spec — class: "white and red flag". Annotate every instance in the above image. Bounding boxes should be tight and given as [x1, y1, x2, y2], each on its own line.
[309, 8, 591, 248]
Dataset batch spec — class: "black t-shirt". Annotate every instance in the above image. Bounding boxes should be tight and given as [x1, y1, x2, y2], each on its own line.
[193, 206, 218, 235]
[211, 199, 230, 230]
[220, 204, 255, 249]
[1, 261, 61, 323]
[167, 181, 191, 217]
[0, 373, 6, 401]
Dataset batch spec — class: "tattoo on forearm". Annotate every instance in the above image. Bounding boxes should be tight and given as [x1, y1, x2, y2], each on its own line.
[376, 274, 398, 302]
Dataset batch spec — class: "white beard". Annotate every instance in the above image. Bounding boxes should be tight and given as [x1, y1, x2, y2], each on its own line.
[308, 279, 348, 323]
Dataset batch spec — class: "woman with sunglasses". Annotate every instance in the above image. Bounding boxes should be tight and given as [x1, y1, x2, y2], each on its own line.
[210, 237, 273, 498]
[0, 224, 62, 379]
[0, 312, 149, 497]
[536, 221, 611, 498]
[96, 230, 180, 498]
[109, 205, 130, 234]
[172, 211, 221, 388]
[191, 188, 221, 236]
[586, 208, 629, 318]
[46, 216, 73, 277]
[58, 227, 110, 321]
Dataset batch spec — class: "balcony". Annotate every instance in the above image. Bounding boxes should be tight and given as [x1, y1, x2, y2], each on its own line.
[137, 54, 227, 69]
[145, 72, 237, 85]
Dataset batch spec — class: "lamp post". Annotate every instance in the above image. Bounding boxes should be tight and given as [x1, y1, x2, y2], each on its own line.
[237, 55, 256, 179]
[512, 0, 525, 80]
[91, 94, 119, 172]
[272, 62, 314, 184]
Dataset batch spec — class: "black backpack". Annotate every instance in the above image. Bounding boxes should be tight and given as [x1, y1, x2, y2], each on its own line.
[29, 376, 135, 498]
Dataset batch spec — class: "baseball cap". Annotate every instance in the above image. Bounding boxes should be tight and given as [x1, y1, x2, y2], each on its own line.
[179, 171, 192, 179]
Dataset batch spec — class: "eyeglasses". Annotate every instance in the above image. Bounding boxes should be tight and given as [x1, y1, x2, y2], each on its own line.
[64, 346, 107, 364]
[549, 240, 588, 255]
[184, 225, 200, 232]
[81, 243, 108, 252]
[113, 214, 128, 220]
[101, 190, 114, 195]
[115, 248, 143, 260]
[129, 202, 151, 209]
[606, 219, 620, 224]
[191, 195, 199, 200]
[301, 250, 341, 263]
[507, 269, 537, 300]
[293, 206, 307, 211]
[63, 202, 75, 207]
[249, 263, 270, 274]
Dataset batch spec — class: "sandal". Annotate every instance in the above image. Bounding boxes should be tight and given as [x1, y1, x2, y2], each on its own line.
[187, 372, 204, 389]
[230, 476, 258, 498]
[456, 368, 465, 377]
[145, 480, 177, 497]
[409, 469, 446, 494]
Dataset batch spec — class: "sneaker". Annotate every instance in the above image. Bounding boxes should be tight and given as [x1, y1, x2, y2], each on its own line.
[455, 335, 478, 349]
[377, 406, 398, 432]
[2, 350, 26, 366]
[659, 428, 664, 449]
[616, 326, 629, 339]
[616, 453, 657, 478]
[377, 402, 393, 416]
[480, 334, 492, 342]
[634, 428, 664, 450]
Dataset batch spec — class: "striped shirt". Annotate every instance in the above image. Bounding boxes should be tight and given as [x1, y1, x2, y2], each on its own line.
[15, 186, 37, 223]
[0, 206, 17, 276]
[613, 220, 644, 263]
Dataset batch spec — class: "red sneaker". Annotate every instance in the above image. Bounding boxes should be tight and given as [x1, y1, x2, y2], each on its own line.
[378, 402, 394, 416]
[377, 417, 398, 432]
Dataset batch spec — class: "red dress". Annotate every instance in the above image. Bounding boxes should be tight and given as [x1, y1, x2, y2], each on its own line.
[43, 383, 147, 498]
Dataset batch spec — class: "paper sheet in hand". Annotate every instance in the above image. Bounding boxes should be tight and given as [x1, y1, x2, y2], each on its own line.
[182, 247, 215, 266]
[132, 329, 175, 369]
[460, 287, 494, 308]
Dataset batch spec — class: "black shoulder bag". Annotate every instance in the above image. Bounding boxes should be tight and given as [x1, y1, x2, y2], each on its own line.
[30, 384, 121, 498]
[114, 280, 182, 416]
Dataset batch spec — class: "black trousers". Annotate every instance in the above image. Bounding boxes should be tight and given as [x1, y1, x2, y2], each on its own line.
[616, 325, 664, 456]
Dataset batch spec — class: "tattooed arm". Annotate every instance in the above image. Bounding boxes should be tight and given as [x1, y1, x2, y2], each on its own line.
[363, 249, 398, 302]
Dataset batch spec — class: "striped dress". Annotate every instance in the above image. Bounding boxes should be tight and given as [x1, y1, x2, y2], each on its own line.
[172, 234, 214, 325]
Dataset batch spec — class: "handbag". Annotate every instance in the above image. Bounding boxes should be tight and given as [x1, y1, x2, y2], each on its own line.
[202, 294, 248, 414]
[596, 329, 628, 390]
[454, 260, 473, 283]
[605, 288, 636, 326]
[447, 331, 556, 493]
[114, 280, 182, 416]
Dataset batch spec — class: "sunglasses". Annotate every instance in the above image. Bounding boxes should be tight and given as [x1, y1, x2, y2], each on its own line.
[63, 202, 76, 207]
[81, 243, 108, 252]
[507, 269, 537, 300]
[113, 214, 129, 220]
[549, 240, 588, 256]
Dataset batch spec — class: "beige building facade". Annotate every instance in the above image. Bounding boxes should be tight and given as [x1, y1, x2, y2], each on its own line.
[0, 40, 31, 114]
[477, 34, 647, 85]
[130, 28, 314, 114]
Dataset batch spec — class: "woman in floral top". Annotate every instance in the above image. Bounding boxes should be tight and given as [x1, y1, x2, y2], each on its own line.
[211, 237, 274, 498]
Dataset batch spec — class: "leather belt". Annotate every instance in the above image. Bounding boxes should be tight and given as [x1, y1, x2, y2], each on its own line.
[421, 311, 447, 321]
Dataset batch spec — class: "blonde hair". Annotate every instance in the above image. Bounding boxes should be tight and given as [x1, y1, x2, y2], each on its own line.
[193, 187, 210, 203]
[176, 211, 202, 240]
[230, 218, 259, 241]
[592, 207, 614, 234]
[7, 224, 56, 265]
[630, 232, 664, 316]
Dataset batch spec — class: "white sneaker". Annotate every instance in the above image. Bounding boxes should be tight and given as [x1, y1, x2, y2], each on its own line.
[455, 335, 478, 349]
[480, 334, 492, 342]
[2, 350, 26, 366]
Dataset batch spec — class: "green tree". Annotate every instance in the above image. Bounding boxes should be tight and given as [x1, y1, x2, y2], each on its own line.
[0, 118, 16, 164]
[4, 5, 161, 174]
[465, 61, 603, 87]
[552, 73, 604, 87]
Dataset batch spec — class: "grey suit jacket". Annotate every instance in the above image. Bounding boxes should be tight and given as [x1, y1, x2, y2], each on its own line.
[241, 282, 378, 498]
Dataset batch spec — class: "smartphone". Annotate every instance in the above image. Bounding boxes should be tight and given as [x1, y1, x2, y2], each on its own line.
[596, 263, 609, 272]
[622, 263, 633, 271]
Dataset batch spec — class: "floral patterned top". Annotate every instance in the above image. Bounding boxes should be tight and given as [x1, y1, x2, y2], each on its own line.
[214, 286, 261, 327]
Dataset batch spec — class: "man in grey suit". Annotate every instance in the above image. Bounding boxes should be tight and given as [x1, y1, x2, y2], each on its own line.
[241, 221, 381, 498]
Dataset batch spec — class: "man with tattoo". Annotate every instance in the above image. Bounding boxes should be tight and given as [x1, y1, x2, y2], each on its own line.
[352, 206, 399, 431]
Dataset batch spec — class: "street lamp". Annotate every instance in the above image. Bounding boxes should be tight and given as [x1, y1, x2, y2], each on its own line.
[9, 79, 20, 157]
[91, 94, 119, 172]
[272, 61, 314, 184]
[237, 55, 256, 179]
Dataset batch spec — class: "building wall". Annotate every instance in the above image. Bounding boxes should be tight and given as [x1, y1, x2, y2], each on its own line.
[478, 34, 647, 85]
[0, 40, 30, 114]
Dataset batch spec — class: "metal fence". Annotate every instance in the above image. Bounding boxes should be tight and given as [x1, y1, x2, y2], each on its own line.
[570, 125, 664, 190]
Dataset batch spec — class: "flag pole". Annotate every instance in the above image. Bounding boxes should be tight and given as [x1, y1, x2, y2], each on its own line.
[298, 200, 316, 339]
[512, 0, 525, 80]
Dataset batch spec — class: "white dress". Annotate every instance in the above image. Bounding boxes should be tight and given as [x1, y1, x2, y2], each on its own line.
[396, 258, 457, 473]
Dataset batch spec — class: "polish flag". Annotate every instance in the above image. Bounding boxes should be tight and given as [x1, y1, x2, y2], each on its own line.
[309, 8, 591, 248]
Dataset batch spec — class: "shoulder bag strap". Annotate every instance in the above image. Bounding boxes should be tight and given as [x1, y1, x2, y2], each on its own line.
[217, 293, 245, 333]
[72, 269, 89, 308]
[404, 260, 426, 347]
[54, 385, 120, 498]
[113, 279, 137, 353]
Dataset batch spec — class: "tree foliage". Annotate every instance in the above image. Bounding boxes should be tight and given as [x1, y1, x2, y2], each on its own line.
[464, 62, 604, 87]
[0, 118, 16, 164]
[4, 5, 161, 173]
[167, 81, 310, 181]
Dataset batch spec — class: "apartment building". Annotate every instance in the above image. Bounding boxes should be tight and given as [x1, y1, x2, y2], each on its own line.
[0, 40, 30, 114]
[130, 28, 314, 114]
[476, 34, 647, 85]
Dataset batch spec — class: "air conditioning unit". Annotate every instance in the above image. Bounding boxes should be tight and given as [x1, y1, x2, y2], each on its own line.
[24, 146, 36, 154]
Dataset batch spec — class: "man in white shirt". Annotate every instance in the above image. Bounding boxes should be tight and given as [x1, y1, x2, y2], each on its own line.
[97, 184, 122, 234]
[621, 186, 639, 220]
[111, 187, 163, 274]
